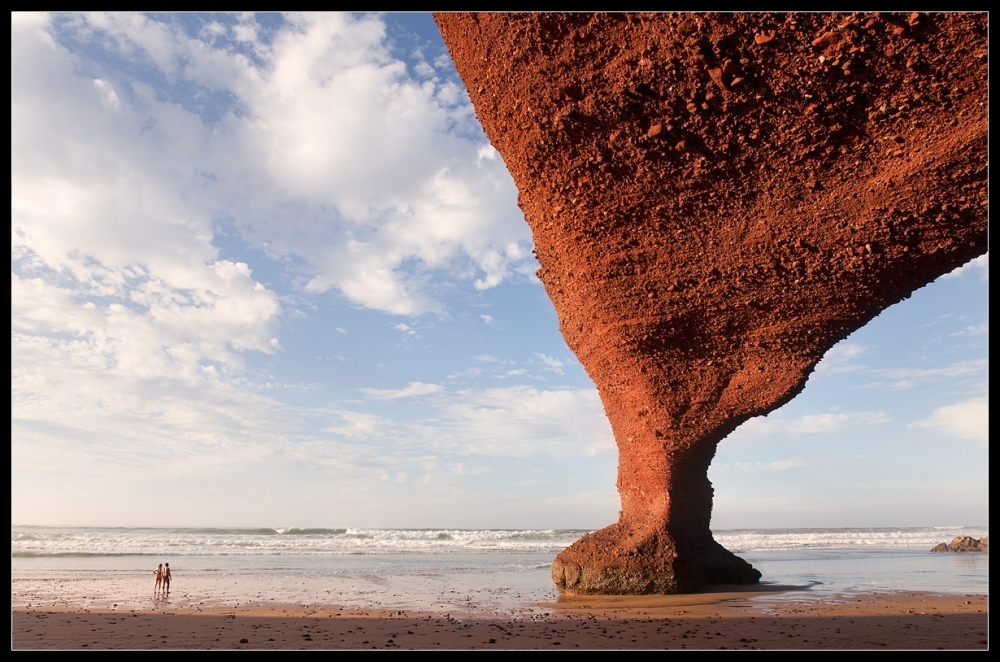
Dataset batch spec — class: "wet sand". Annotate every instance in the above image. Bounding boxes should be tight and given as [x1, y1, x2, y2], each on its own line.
[12, 590, 987, 649]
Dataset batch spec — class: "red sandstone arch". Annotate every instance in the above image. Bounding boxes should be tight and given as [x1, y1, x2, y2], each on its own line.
[435, 12, 988, 593]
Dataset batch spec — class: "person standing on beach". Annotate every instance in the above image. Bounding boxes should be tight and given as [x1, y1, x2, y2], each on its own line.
[162, 563, 172, 594]
[154, 563, 163, 594]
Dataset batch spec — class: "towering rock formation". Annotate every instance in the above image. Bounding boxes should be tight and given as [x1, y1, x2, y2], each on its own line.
[435, 13, 988, 594]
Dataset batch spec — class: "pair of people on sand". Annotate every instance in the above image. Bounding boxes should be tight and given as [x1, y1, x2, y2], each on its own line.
[154, 563, 172, 594]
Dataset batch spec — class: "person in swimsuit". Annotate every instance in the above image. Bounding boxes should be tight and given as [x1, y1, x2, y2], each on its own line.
[154, 563, 163, 594]
[162, 563, 172, 593]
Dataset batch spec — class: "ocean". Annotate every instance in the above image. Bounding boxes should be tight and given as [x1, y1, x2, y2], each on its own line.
[12, 525, 989, 615]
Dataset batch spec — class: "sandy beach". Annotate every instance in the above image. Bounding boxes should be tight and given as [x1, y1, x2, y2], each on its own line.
[13, 589, 987, 650]
[11, 526, 990, 649]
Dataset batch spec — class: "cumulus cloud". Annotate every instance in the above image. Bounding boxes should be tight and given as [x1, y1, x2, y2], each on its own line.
[909, 397, 989, 447]
[10, 13, 549, 524]
[15, 12, 531, 321]
[12, 13, 285, 435]
[194, 12, 531, 313]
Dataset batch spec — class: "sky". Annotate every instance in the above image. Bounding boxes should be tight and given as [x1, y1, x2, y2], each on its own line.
[11, 12, 989, 530]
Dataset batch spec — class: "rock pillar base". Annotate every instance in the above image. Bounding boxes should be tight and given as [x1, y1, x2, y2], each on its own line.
[552, 521, 760, 595]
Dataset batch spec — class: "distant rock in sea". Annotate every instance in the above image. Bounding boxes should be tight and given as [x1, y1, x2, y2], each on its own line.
[931, 536, 988, 553]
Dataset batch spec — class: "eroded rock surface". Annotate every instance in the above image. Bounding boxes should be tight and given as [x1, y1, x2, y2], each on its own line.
[931, 536, 989, 553]
[435, 13, 988, 594]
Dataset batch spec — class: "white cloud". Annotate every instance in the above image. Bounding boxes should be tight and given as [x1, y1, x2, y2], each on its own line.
[716, 459, 811, 472]
[330, 385, 614, 458]
[871, 359, 988, 390]
[413, 60, 435, 78]
[783, 411, 889, 434]
[909, 397, 989, 447]
[11, 13, 552, 525]
[534, 352, 565, 374]
[814, 342, 867, 375]
[10, 13, 555, 523]
[11, 325, 298, 472]
[360, 381, 444, 399]
[953, 320, 988, 337]
[191, 12, 532, 314]
[15, 12, 532, 322]
[12, 14, 283, 391]
[941, 253, 988, 283]
[439, 386, 614, 456]
[446, 367, 481, 380]
[726, 410, 889, 447]
[92, 79, 120, 110]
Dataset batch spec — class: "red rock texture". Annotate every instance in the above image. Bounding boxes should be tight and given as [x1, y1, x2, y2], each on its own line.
[435, 13, 988, 594]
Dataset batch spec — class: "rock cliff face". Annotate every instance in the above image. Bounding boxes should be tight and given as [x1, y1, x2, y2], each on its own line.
[435, 13, 988, 594]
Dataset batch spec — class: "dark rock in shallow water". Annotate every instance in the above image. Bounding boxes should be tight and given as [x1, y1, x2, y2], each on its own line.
[931, 536, 988, 553]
